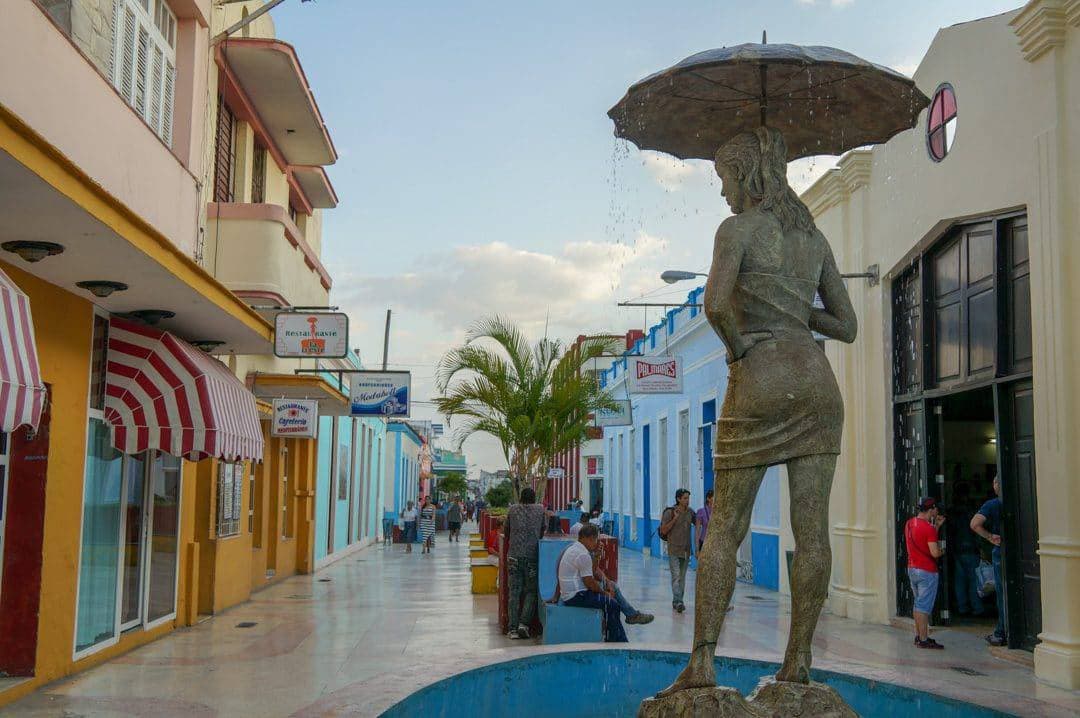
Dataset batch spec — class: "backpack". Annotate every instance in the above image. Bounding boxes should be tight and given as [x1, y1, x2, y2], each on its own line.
[658, 506, 676, 541]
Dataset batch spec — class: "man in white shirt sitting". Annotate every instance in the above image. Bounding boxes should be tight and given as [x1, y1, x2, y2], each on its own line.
[555, 524, 653, 642]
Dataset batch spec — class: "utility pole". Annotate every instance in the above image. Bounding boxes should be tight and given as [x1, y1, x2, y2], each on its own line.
[381, 309, 392, 371]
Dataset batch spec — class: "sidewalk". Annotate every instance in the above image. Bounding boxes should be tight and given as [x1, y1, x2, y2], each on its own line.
[3, 525, 1077, 717]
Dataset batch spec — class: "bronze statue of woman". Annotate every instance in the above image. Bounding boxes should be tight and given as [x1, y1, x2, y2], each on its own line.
[659, 126, 857, 696]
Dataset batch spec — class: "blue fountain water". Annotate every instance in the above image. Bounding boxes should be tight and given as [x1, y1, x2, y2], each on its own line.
[382, 650, 1011, 718]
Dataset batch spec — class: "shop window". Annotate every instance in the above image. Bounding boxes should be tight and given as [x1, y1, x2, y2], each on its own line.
[111, 0, 176, 145]
[217, 461, 244, 538]
[926, 83, 957, 162]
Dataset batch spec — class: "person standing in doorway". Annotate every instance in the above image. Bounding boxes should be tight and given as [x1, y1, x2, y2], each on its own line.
[950, 480, 985, 617]
[971, 476, 1006, 646]
[400, 500, 417, 554]
[447, 498, 463, 542]
[905, 497, 946, 649]
[505, 487, 546, 639]
[696, 490, 714, 554]
[660, 489, 695, 613]
[419, 497, 436, 554]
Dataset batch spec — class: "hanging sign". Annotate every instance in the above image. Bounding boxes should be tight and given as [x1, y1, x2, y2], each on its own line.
[350, 371, 411, 417]
[627, 355, 683, 394]
[547, 467, 565, 480]
[274, 312, 349, 358]
[594, 399, 633, 427]
[271, 398, 320, 438]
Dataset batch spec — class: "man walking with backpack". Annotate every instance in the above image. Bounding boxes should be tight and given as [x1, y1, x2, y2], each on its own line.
[660, 489, 694, 613]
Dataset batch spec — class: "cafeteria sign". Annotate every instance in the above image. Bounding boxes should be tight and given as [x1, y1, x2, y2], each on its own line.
[627, 355, 683, 394]
[271, 399, 319, 438]
[274, 312, 348, 358]
[350, 371, 411, 417]
[594, 399, 632, 427]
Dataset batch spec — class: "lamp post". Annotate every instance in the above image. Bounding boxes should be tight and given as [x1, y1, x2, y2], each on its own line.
[660, 270, 707, 284]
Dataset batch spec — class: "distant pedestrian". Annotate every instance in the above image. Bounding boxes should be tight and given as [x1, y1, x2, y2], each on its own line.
[905, 497, 946, 649]
[420, 497, 437, 554]
[400, 500, 417, 554]
[569, 512, 590, 539]
[466, 499, 475, 522]
[448, 499, 463, 541]
[660, 489, 694, 612]
[696, 490, 714, 553]
[505, 487, 546, 639]
[971, 476, 1006, 646]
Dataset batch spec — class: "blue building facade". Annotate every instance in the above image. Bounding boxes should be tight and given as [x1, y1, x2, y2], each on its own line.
[599, 287, 781, 591]
[383, 422, 422, 522]
[313, 358, 389, 568]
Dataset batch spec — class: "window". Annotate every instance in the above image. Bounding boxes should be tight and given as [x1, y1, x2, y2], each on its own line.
[628, 429, 637, 541]
[216, 461, 243, 538]
[111, 0, 176, 145]
[213, 95, 236, 203]
[926, 83, 957, 162]
[251, 144, 267, 203]
[89, 315, 109, 411]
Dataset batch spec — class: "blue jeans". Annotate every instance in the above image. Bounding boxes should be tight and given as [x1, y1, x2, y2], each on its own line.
[601, 579, 638, 619]
[564, 590, 628, 642]
[953, 552, 985, 615]
[992, 547, 1006, 639]
[669, 554, 690, 605]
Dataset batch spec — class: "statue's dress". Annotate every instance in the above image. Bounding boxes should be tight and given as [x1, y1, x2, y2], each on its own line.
[714, 270, 843, 470]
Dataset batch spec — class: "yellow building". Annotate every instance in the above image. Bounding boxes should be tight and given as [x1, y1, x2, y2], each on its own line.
[0, 0, 344, 707]
[803, 1, 1079, 690]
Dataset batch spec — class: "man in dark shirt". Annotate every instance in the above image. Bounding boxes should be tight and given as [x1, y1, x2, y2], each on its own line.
[660, 489, 695, 613]
[505, 487, 547, 639]
[971, 476, 1005, 645]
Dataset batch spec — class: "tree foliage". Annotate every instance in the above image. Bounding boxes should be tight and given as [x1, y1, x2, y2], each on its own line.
[436, 472, 468, 499]
[434, 316, 617, 501]
[485, 479, 514, 508]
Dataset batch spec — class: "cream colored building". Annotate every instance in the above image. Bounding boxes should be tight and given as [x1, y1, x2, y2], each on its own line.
[802, 0, 1079, 690]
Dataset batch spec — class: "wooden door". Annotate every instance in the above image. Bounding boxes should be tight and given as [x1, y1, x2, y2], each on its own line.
[997, 379, 1041, 649]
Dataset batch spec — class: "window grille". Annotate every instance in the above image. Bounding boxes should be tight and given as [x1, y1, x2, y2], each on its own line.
[111, 0, 176, 145]
[251, 145, 267, 203]
[213, 95, 236, 202]
[217, 461, 244, 537]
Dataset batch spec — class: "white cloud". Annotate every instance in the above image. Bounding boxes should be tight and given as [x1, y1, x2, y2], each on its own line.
[640, 151, 713, 191]
[796, 0, 855, 7]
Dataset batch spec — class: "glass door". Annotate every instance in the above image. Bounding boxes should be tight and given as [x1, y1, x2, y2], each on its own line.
[144, 453, 181, 625]
[118, 454, 147, 630]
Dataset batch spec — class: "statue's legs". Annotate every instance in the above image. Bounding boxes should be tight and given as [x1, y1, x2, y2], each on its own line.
[776, 453, 836, 684]
[656, 464, 767, 696]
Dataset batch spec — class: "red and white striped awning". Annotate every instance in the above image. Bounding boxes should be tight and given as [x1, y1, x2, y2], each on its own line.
[105, 317, 264, 462]
[0, 266, 46, 432]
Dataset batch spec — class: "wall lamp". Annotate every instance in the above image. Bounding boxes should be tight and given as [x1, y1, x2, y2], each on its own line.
[76, 280, 129, 298]
[2, 241, 65, 263]
[127, 309, 176, 325]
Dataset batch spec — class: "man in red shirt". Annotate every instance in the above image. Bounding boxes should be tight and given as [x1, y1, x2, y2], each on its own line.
[905, 497, 946, 649]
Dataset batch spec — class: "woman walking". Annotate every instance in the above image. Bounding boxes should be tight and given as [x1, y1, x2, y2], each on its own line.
[419, 497, 437, 554]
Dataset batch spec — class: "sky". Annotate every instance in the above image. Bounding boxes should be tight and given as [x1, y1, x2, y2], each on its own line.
[270, 0, 1020, 476]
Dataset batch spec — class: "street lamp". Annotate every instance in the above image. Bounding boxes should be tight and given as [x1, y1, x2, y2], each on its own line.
[661, 270, 707, 284]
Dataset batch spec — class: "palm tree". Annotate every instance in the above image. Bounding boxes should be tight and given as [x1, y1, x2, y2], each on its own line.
[434, 316, 616, 501]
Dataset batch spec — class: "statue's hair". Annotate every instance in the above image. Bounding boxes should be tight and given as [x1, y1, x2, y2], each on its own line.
[715, 126, 817, 234]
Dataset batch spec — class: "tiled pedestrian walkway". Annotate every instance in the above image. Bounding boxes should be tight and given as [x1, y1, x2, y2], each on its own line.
[3, 525, 1078, 717]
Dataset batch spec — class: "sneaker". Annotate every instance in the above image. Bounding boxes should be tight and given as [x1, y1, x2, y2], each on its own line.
[515, 624, 531, 639]
[986, 634, 1007, 647]
[676, 602, 686, 613]
[916, 638, 944, 650]
[507, 631, 520, 640]
[626, 613, 654, 625]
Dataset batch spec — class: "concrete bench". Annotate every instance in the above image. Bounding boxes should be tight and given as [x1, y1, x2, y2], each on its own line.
[537, 537, 604, 644]
[471, 556, 498, 595]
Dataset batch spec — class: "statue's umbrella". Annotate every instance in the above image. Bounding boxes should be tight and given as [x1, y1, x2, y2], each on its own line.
[608, 42, 930, 161]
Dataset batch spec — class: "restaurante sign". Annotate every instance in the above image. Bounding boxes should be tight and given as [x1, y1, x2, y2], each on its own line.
[274, 312, 349, 358]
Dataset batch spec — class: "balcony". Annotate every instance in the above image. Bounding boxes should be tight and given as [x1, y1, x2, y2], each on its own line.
[206, 202, 332, 312]
[4, 1, 211, 257]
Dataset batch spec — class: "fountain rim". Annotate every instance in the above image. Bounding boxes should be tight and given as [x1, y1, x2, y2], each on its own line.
[331, 642, 1041, 717]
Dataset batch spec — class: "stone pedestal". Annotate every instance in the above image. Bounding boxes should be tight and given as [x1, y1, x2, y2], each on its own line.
[638, 678, 858, 718]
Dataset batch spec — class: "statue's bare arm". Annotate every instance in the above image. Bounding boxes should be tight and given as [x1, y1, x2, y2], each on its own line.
[809, 240, 857, 343]
[704, 220, 748, 360]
